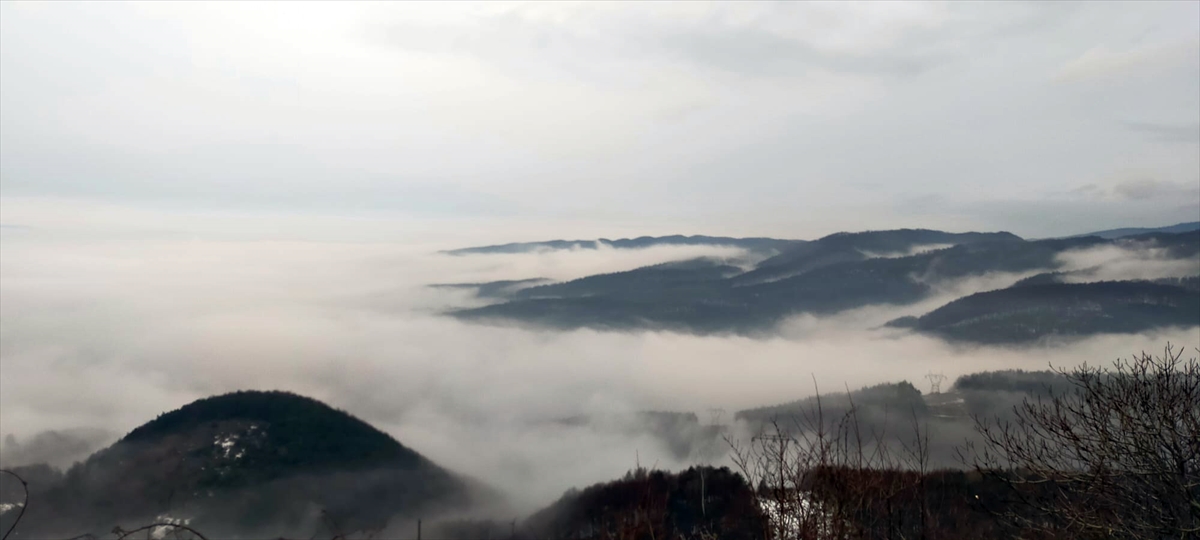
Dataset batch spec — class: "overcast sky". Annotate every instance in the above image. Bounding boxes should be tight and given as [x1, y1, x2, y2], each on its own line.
[2, 1, 1198, 240]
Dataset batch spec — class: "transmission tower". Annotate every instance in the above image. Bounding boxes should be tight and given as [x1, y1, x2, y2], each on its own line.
[925, 371, 948, 394]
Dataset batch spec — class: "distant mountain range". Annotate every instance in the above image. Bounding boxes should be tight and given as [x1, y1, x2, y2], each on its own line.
[730, 230, 1021, 286]
[1064, 221, 1200, 240]
[443, 226, 1200, 343]
[441, 223, 1200, 256]
[441, 235, 800, 255]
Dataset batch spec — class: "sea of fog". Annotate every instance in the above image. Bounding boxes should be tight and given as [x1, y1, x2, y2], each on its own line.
[1, 203, 1196, 512]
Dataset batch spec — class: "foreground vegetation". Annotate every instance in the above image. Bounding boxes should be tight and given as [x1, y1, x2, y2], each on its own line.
[2, 345, 1197, 539]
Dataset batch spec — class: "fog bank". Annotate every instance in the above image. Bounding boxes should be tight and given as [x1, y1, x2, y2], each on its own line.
[2, 217, 1196, 512]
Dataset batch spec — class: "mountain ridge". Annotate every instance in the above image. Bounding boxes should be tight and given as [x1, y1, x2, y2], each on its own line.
[1064, 221, 1200, 240]
[446, 228, 1200, 342]
[441, 235, 801, 255]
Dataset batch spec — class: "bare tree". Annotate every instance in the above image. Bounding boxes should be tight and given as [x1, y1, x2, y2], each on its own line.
[726, 380, 940, 540]
[966, 344, 1200, 539]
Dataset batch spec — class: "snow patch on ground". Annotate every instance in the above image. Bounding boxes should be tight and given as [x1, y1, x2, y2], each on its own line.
[151, 514, 191, 539]
[760, 493, 839, 539]
[214, 434, 240, 459]
[760, 499, 803, 538]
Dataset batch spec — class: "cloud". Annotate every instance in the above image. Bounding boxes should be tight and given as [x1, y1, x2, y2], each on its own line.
[1122, 120, 1200, 143]
[1057, 177, 1199, 205]
[1069, 184, 1107, 201]
[1056, 243, 1200, 282]
[0, 428, 116, 469]
[372, 2, 953, 80]
[2, 2, 1198, 236]
[1053, 39, 1200, 83]
[1111, 178, 1198, 201]
[3, 206, 1197, 514]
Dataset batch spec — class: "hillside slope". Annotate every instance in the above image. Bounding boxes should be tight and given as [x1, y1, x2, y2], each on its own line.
[1, 391, 485, 538]
[892, 281, 1200, 344]
[449, 229, 1199, 342]
[452, 233, 1112, 334]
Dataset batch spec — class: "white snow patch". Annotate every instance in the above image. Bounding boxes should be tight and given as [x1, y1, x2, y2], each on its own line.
[759, 493, 841, 539]
[214, 434, 240, 458]
[151, 514, 191, 539]
[760, 499, 803, 538]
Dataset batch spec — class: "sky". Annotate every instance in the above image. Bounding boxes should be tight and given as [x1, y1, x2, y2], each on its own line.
[1, 0, 1198, 241]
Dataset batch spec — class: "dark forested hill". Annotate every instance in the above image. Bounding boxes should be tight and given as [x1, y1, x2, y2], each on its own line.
[443, 228, 1199, 343]
[732, 229, 1023, 285]
[1, 391, 485, 538]
[892, 281, 1200, 344]
[451, 233, 1122, 334]
[521, 466, 764, 540]
[736, 382, 929, 429]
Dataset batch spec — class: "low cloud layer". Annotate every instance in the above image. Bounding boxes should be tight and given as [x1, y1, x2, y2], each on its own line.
[3, 212, 1197, 513]
[1056, 243, 1200, 282]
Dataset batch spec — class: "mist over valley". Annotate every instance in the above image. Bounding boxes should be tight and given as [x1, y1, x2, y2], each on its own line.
[2, 1, 1198, 537]
[2, 215, 1197, 536]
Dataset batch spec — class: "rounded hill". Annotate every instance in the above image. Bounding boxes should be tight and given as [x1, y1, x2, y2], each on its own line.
[121, 390, 426, 475]
[12, 390, 482, 538]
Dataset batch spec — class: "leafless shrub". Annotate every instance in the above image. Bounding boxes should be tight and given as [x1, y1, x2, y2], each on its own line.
[965, 343, 1200, 539]
[726, 378, 946, 540]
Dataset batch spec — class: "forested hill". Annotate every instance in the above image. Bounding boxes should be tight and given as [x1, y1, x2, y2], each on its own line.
[1, 391, 486, 538]
[732, 229, 1023, 285]
[444, 227, 1200, 343]
[889, 280, 1200, 344]
[120, 390, 430, 473]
